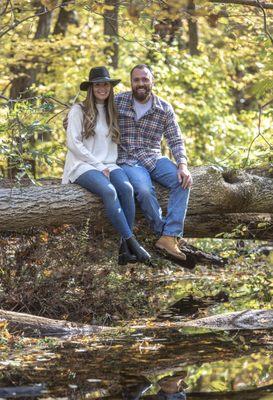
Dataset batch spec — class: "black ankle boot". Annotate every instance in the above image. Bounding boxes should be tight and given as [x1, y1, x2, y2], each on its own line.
[118, 239, 138, 265]
[126, 236, 151, 263]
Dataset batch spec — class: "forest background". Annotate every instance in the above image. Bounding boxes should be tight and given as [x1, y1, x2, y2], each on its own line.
[0, 0, 272, 181]
[1, 3, 273, 395]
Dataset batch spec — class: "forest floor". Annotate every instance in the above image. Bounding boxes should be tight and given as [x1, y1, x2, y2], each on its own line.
[1, 223, 273, 325]
[1, 227, 273, 398]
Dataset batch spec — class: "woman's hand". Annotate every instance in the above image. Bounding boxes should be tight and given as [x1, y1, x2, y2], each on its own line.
[102, 168, 110, 178]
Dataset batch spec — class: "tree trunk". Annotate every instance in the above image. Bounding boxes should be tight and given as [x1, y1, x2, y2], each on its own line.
[7, 2, 53, 178]
[34, 5, 52, 39]
[0, 167, 273, 238]
[9, 4, 52, 100]
[187, 0, 200, 55]
[103, 0, 119, 69]
[53, 0, 79, 35]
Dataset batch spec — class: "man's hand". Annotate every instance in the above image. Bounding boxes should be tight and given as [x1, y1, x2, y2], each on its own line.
[102, 168, 110, 178]
[177, 163, 192, 189]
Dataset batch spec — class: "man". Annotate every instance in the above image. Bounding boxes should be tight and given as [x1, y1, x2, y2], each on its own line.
[115, 64, 192, 263]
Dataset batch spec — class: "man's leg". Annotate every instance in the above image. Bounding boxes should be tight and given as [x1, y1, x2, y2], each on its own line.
[151, 157, 190, 237]
[151, 157, 190, 262]
[120, 163, 164, 235]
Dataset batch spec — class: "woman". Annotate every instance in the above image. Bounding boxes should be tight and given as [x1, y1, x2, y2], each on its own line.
[62, 66, 151, 265]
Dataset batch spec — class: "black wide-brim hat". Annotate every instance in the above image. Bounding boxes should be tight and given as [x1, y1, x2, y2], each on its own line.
[80, 66, 121, 91]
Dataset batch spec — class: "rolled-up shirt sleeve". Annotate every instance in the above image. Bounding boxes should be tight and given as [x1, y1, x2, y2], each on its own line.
[66, 106, 105, 171]
[164, 105, 187, 166]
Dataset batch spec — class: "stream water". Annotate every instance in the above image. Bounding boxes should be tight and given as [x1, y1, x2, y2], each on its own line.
[1, 253, 273, 400]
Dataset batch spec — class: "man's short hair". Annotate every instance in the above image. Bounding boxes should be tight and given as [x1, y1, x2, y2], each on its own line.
[130, 64, 153, 80]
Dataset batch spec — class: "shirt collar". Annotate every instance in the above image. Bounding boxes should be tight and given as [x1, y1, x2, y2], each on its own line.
[130, 92, 163, 111]
[118, 92, 164, 117]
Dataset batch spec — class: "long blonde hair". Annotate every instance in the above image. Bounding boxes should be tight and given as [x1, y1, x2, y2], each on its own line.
[81, 84, 120, 143]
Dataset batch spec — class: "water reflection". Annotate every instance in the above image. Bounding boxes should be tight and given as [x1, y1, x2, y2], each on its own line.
[1, 342, 273, 399]
[121, 374, 187, 400]
[1, 289, 273, 399]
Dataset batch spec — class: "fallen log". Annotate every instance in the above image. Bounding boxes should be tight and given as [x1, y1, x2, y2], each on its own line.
[182, 309, 273, 330]
[185, 213, 273, 239]
[0, 309, 108, 336]
[2, 308, 273, 338]
[0, 166, 273, 237]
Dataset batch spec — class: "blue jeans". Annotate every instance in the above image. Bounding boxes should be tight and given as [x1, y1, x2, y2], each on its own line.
[121, 157, 190, 237]
[75, 168, 135, 239]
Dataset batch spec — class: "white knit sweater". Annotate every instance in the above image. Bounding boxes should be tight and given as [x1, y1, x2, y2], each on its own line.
[62, 103, 119, 184]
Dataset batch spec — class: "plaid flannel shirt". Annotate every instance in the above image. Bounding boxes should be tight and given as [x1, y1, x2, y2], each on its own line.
[115, 91, 187, 172]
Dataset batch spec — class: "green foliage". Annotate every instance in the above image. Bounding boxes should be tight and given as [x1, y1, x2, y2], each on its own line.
[0, 99, 60, 181]
[186, 350, 273, 393]
[0, 1, 272, 175]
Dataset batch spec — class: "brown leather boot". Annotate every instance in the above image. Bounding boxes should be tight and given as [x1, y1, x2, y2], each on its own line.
[155, 236, 186, 261]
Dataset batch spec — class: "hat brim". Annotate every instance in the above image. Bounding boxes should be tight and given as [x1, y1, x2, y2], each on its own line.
[80, 78, 121, 91]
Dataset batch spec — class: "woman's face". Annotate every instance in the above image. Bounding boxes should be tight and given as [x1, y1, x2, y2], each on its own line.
[92, 82, 111, 103]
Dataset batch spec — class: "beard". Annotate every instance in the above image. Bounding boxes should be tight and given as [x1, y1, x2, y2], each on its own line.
[132, 85, 152, 102]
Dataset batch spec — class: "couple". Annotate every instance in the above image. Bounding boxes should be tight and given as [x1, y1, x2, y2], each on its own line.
[62, 64, 192, 265]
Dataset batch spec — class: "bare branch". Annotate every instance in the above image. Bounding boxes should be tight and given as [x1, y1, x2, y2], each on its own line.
[0, 0, 12, 17]
[0, 95, 68, 109]
[244, 100, 273, 166]
[255, 0, 273, 45]
[210, 0, 273, 9]
[0, 0, 76, 38]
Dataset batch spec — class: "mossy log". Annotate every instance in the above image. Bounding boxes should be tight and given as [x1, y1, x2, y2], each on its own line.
[182, 309, 273, 330]
[2, 308, 273, 337]
[0, 309, 108, 336]
[0, 166, 273, 238]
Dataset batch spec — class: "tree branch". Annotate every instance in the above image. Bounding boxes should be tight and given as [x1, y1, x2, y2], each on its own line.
[255, 0, 273, 45]
[0, 0, 12, 17]
[0, 1, 75, 38]
[210, 0, 273, 9]
[244, 99, 273, 167]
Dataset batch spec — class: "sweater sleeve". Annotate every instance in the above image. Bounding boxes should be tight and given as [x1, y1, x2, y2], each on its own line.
[66, 105, 105, 171]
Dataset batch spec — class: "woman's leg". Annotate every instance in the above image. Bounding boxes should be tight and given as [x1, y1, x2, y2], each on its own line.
[75, 170, 133, 239]
[109, 168, 151, 264]
[109, 168, 135, 231]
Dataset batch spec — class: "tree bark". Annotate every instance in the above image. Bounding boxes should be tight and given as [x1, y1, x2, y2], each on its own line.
[103, 0, 119, 69]
[34, 5, 52, 39]
[0, 308, 107, 336]
[0, 166, 273, 238]
[1, 308, 272, 338]
[187, 0, 200, 56]
[182, 309, 273, 330]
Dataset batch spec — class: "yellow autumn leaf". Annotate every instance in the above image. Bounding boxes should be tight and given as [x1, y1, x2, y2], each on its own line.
[41, 0, 59, 11]
[0, 320, 7, 330]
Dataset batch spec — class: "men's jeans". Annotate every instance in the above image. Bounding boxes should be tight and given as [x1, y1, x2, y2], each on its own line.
[75, 168, 135, 239]
[121, 157, 190, 237]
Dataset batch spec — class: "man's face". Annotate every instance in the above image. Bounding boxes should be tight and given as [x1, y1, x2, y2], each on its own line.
[131, 67, 153, 103]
